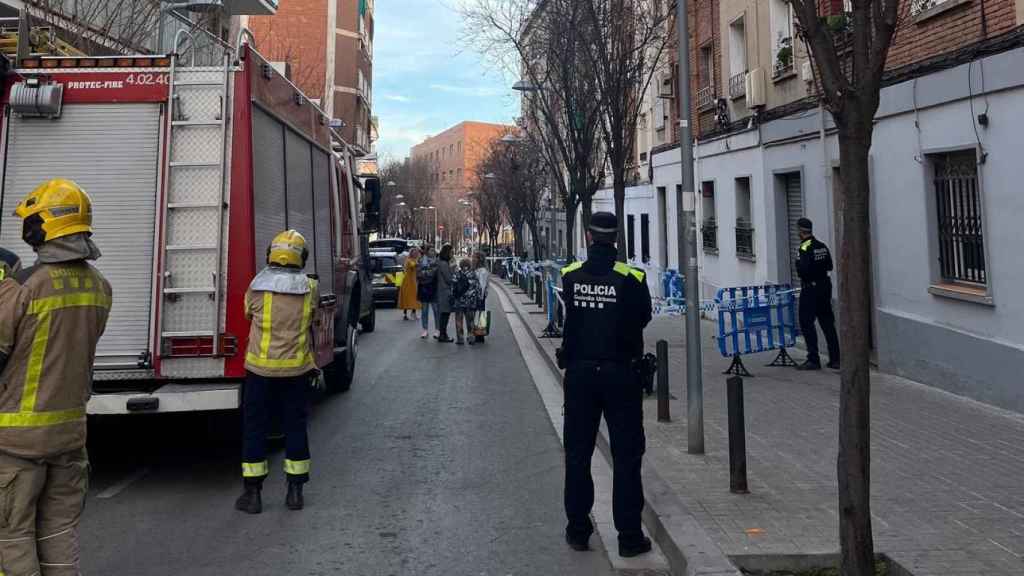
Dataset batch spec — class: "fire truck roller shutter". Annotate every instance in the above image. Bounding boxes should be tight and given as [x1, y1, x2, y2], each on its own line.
[285, 129, 315, 276]
[312, 149, 334, 295]
[0, 103, 160, 369]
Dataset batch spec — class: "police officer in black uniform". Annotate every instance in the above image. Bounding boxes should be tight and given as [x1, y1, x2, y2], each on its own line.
[558, 212, 653, 557]
[795, 217, 840, 370]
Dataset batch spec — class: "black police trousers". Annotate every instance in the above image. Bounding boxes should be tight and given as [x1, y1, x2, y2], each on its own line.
[564, 361, 646, 545]
[799, 281, 840, 365]
[242, 372, 311, 485]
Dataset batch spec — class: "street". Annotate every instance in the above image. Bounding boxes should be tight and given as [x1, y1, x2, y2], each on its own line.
[81, 306, 615, 576]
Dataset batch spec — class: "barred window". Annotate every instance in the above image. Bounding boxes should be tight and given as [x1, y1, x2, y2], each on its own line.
[932, 151, 985, 285]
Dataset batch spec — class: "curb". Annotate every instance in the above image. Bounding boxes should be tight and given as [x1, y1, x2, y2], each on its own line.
[495, 280, 744, 576]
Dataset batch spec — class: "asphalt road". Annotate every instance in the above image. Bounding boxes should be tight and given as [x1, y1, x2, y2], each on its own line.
[81, 304, 615, 576]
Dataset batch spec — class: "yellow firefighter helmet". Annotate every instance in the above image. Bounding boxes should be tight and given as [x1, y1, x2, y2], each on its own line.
[14, 179, 93, 246]
[267, 229, 308, 268]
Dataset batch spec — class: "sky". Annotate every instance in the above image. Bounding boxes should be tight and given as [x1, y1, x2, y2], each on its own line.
[373, 0, 519, 161]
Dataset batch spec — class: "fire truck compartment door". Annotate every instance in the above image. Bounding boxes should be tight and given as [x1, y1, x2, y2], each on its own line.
[0, 104, 161, 369]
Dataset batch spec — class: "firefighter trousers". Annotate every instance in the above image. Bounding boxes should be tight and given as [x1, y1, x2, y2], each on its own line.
[799, 282, 841, 365]
[242, 372, 311, 485]
[563, 361, 646, 546]
[0, 448, 88, 576]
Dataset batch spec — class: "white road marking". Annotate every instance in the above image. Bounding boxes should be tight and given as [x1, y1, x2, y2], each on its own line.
[96, 467, 151, 499]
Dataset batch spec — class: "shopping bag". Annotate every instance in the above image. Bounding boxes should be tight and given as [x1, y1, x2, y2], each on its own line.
[473, 311, 491, 336]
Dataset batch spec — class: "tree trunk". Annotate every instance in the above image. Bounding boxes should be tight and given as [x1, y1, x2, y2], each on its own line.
[613, 166, 627, 261]
[836, 116, 875, 576]
[528, 222, 543, 262]
[565, 205, 577, 261]
[581, 198, 594, 240]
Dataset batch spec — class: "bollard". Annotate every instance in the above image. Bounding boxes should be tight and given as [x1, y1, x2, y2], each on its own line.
[657, 340, 670, 422]
[535, 276, 543, 307]
[727, 376, 749, 494]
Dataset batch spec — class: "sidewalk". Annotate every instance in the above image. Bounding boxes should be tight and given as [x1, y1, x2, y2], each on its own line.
[497, 279, 1024, 576]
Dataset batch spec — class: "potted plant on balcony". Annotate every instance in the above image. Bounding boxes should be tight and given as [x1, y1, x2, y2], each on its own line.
[775, 36, 793, 76]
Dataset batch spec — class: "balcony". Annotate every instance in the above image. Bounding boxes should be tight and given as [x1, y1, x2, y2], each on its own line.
[773, 59, 794, 80]
[697, 86, 716, 111]
[728, 72, 746, 100]
[701, 218, 718, 255]
[736, 219, 755, 260]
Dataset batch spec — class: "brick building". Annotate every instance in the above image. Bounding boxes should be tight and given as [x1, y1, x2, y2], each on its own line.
[409, 122, 515, 199]
[248, 0, 375, 154]
[648, 0, 1024, 412]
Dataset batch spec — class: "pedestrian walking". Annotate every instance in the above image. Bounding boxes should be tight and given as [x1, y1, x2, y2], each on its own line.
[417, 245, 438, 339]
[451, 258, 481, 346]
[557, 212, 654, 558]
[399, 247, 422, 321]
[472, 252, 490, 343]
[435, 244, 454, 343]
[236, 230, 320, 514]
[0, 179, 112, 576]
[794, 218, 841, 371]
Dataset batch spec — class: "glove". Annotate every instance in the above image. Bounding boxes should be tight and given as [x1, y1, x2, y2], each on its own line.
[310, 369, 326, 392]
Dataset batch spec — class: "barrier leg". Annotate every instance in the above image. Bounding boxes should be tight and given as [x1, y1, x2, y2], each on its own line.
[724, 355, 753, 377]
[727, 376, 749, 494]
[767, 347, 798, 368]
[657, 340, 670, 423]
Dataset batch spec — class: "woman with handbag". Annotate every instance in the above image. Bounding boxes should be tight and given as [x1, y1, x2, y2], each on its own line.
[417, 245, 438, 339]
[398, 247, 421, 321]
[472, 252, 490, 344]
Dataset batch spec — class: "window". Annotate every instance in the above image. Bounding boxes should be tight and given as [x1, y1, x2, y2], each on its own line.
[932, 151, 985, 285]
[701, 181, 717, 254]
[735, 177, 754, 260]
[698, 43, 715, 110]
[728, 17, 747, 99]
[627, 214, 636, 260]
[771, 0, 794, 78]
[641, 214, 651, 263]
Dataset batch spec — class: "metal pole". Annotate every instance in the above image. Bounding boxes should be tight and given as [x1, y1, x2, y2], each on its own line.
[676, 0, 705, 454]
[657, 340, 670, 422]
[727, 376, 749, 494]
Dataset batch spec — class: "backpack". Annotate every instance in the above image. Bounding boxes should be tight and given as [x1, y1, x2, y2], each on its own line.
[452, 271, 470, 299]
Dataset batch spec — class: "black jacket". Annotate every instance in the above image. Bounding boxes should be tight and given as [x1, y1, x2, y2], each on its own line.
[561, 244, 653, 365]
[796, 235, 833, 284]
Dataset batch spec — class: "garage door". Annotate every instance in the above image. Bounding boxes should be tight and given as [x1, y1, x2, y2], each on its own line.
[0, 104, 161, 369]
[784, 173, 803, 287]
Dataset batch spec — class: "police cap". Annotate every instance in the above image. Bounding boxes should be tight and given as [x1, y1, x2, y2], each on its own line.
[797, 217, 813, 232]
[588, 212, 618, 235]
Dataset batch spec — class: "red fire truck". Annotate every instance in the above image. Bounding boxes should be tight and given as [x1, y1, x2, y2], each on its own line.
[0, 42, 379, 414]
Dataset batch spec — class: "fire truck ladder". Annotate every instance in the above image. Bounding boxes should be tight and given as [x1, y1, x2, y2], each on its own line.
[160, 48, 232, 355]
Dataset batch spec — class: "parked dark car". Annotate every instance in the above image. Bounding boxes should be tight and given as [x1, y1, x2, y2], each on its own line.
[370, 252, 403, 306]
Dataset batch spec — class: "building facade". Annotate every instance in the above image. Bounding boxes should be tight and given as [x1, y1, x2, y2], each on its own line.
[651, 0, 1024, 411]
[409, 121, 515, 199]
[248, 0, 374, 153]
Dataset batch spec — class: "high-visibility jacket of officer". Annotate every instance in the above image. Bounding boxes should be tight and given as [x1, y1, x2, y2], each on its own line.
[236, 230, 321, 515]
[0, 179, 111, 576]
[559, 212, 654, 558]
[795, 217, 840, 370]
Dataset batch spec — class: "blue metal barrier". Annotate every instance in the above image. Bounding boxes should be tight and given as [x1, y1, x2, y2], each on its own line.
[716, 285, 799, 376]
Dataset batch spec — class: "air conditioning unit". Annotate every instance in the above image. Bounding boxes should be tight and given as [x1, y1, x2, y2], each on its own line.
[745, 68, 766, 108]
[658, 75, 674, 99]
[801, 61, 814, 83]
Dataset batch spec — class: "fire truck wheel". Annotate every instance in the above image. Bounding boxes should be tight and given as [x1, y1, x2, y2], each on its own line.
[326, 326, 356, 394]
[360, 303, 377, 333]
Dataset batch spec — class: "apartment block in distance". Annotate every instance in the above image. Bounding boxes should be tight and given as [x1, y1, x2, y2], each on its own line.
[248, 0, 374, 154]
[409, 122, 515, 199]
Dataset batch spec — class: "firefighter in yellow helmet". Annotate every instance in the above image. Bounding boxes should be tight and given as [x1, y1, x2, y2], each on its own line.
[0, 179, 111, 576]
[236, 230, 321, 514]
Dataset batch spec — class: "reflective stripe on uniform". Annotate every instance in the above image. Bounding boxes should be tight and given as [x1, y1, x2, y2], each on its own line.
[28, 292, 111, 315]
[561, 262, 583, 276]
[283, 459, 310, 475]
[259, 292, 273, 359]
[0, 407, 84, 427]
[242, 461, 269, 478]
[613, 262, 646, 283]
[800, 239, 813, 252]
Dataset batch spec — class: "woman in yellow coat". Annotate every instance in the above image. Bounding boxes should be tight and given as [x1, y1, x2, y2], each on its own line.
[399, 247, 422, 320]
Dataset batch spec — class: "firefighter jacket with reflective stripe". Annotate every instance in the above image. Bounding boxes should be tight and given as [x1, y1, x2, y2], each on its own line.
[244, 273, 320, 378]
[560, 244, 653, 366]
[0, 262, 111, 459]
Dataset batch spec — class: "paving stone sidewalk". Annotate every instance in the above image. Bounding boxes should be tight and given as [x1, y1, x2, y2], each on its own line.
[502, 281, 1024, 576]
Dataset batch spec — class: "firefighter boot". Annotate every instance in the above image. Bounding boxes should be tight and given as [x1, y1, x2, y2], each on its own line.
[235, 481, 263, 514]
[286, 482, 304, 511]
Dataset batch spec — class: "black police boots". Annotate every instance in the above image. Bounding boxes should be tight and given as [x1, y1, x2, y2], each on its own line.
[235, 484, 262, 515]
[565, 532, 590, 552]
[619, 535, 653, 558]
[286, 482, 304, 510]
[796, 359, 822, 371]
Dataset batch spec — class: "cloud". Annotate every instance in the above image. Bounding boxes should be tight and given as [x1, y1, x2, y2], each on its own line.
[428, 83, 503, 97]
[383, 94, 414, 103]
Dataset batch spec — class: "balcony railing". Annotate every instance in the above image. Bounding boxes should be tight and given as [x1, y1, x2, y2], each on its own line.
[697, 86, 716, 110]
[729, 72, 746, 99]
[701, 218, 718, 254]
[736, 219, 755, 260]
[773, 59, 794, 79]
